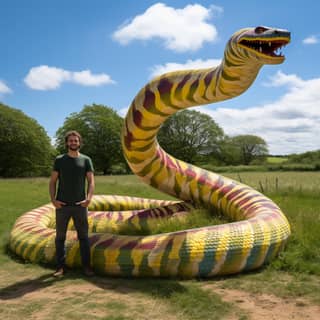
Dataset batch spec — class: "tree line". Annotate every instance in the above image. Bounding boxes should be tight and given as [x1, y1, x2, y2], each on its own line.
[0, 102, 269, 177]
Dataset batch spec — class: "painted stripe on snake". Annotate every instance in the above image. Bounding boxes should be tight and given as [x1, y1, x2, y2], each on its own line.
[10, 26, 291, 278]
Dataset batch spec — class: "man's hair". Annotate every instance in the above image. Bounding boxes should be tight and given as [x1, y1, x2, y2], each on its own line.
[64, 130, 82, 147]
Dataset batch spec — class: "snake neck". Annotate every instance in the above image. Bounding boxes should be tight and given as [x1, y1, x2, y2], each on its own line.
[122, 49, 263, 180]
[121, 25, 290, 205]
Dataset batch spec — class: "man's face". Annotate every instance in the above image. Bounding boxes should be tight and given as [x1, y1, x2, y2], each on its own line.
[67, 135, 81, 151]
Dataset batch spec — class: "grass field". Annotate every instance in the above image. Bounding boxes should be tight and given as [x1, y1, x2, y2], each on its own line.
[266, 156, 289, 164]
[0, 173, 319, 319]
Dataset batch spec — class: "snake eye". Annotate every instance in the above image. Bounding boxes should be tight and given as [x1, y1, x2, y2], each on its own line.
[255, 26, 268, 34]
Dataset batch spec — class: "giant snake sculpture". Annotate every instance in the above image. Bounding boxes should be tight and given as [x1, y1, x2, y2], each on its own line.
[10, 26, 291, 277]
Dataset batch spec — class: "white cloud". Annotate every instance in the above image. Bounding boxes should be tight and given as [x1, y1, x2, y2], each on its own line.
[197, 72, 320, 154]
[0, 80, 12, 94]
[113, 3, 220, 52]
[24, 65, 115, 90]
[303, 35, 318, 44]
[118, 106, 130, 117]
[72, 70, 115, 86]
[24, 66, 71, 90]
[208, 4, 224, 16]
[266, 70, 304, 88]
[150, 58, 221, 78]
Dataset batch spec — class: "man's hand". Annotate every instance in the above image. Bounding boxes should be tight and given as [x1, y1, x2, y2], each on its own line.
[52, 200, 66, 209]
[76, 199, 91, 208]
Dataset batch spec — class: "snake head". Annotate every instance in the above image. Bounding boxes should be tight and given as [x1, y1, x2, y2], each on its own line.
[233, 26, 291, 64]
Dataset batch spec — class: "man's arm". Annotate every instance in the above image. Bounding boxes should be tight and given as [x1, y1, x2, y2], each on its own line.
[86, 171, 95, 201]
[79, 171, 95, 207]
[49, 171, 66, 208]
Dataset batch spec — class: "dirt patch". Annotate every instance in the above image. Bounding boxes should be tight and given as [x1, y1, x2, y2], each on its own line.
[1, 271, 319, 320]
[0, 277, 179, 320]
[205, 284, 320, 320]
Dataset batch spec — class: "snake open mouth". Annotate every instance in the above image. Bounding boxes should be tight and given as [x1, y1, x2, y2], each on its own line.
[239, 38, 289, 57]
[237, 26, 290, 60]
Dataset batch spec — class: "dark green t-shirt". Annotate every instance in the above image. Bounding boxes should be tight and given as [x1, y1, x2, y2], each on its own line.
[53, 153, 94, 203]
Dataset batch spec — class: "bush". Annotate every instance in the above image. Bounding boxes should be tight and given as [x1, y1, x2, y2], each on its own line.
[109, 164, 130, 175]
[199, 163, 320, 173]
[0, 103, 55, 177]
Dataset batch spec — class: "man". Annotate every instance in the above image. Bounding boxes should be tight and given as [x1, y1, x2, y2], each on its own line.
[49, 130, 95, 277]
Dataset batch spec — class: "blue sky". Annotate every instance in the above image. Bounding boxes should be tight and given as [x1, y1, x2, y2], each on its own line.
[1, 0, 320, 155]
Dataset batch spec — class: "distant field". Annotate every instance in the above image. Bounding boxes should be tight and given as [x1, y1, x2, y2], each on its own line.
[0, 173, 319, 319]
[267, 156, 289, 164]
[224, 171, 320, 193]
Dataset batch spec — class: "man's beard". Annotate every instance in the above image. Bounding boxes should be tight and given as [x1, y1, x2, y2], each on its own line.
[68, 145, 80, 151]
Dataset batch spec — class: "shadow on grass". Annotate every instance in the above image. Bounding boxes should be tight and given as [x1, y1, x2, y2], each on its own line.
[1, 249, 268, 302]
[86, 275, 188, 298]
[2, 245, 187, 300]
[79, 273, 232, 320]
[0, 273, 62, 300]
[0, 266, 236, 320]
[79, 266, 268, 298]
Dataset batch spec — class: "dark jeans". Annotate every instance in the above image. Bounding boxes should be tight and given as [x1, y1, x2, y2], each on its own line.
[55, 205, 91, 269]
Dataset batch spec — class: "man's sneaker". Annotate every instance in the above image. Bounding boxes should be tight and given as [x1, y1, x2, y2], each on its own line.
[53, 267, 65, 277]
[83, 266, 94, 277]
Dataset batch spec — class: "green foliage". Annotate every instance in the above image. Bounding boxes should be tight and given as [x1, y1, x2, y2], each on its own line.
[267, 163, 316, 171]
[55, 104, 128, 174]
[212, 134, 268, 166]
[157, 110, 225, 164]
[288, 149, 320, 165]
[201, 163, 319, 173]
[109, 163, 129, 175]
[201, 164, 267, 173]
[217, 136, 242, 165]
[228, 134, 268, 165]
[0, 103, 55, 177]
[269, 193, 320, 275]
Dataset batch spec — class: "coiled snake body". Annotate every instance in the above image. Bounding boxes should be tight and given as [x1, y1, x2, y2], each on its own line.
[10, 26, 291, 277]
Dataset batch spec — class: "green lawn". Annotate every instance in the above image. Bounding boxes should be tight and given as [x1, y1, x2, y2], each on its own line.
[0, 173, 319, 319]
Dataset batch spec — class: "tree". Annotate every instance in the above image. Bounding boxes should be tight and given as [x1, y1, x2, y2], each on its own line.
[288, 150, 320, 164]
[217, 136, 242, 165]
[157, 110, 225, 163]
[0, 103, 55, 177]
[55, 104, 126, 174]
[229, 135, 268, 165]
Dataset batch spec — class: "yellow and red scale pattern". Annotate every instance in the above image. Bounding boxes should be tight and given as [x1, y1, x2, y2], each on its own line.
[121, 27, 291, 277]
[10, 27, 291, 277]
[10, 195, 195, 276]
